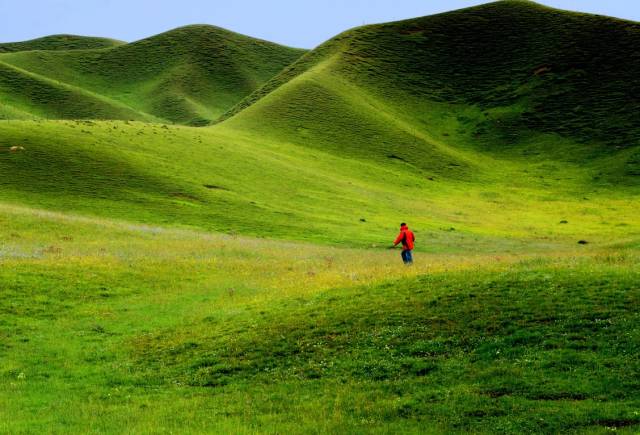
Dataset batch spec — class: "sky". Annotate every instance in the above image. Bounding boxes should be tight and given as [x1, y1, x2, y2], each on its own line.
[1, 0, 640, 49]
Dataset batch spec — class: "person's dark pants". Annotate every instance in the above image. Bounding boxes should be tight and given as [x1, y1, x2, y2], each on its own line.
[401, 249, 413, 265]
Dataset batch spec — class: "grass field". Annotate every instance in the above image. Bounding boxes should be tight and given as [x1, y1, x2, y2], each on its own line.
[0, 115, 638, 432]
[1, 0, 640, 433]
[1, 202, 639, 433]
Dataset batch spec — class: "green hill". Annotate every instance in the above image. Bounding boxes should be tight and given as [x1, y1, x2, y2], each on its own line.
[0, 34, 124, 52]
[0, 0, 639, 248]
[221, 0, 640, 181]
[0, 26, 306, 124]
[1, 1, 640, 433]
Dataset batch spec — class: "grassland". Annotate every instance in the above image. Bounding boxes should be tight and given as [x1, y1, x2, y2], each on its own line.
[1, 202, 639, 433]
[1, 0, 639, 433]
[222, 1, 640, 170]
[0, 119, 638, 251]
[0, 116, 638, 433]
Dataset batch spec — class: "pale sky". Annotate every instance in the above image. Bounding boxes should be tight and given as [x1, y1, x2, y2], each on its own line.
[1, 0, 639, 49]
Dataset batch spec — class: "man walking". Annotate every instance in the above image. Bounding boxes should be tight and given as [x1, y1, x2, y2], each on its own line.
[392, 223, 415, 264]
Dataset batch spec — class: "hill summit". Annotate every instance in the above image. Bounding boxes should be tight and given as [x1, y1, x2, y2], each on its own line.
[222, 0, 640, 166]
[0, 34, 124, 52]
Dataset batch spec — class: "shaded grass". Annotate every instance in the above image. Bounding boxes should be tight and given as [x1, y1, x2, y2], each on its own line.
[0, 60, 151, 121]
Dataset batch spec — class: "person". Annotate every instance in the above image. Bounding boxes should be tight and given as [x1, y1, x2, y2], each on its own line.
[391, 223, 415, 264]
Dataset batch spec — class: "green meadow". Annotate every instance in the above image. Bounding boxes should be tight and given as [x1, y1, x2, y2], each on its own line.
[1, 202, 638, 433]
[1, 1, 640, 433]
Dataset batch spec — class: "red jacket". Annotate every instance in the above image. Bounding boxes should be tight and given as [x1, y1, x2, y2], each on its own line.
[394, 226, 415, 250]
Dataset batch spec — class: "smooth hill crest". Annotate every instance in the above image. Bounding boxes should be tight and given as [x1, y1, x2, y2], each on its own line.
[0, 34, 125, 52]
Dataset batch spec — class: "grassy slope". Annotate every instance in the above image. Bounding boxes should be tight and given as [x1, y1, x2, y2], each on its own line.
[221, 0, 640, 181]
[0, 34, 124, 52]
[0, 61, 155, 122]
[0, 119, 638, 252]
[0, 26, 305, 124]
[1, 1, 640, 433]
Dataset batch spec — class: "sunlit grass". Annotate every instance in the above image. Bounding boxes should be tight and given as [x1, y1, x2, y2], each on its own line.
[1, 202, 639, 433]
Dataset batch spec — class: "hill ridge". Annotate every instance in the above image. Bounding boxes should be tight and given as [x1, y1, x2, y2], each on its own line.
[0, 34, 124, 52]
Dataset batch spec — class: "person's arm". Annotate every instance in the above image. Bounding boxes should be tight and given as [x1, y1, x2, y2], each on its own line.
[391, 232, 403, 248]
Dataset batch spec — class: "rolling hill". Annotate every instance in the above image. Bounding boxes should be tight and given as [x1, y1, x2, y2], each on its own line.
[1, 1, 640, 433]
[221, 0, 640, 181]
[0, 25, 306, 124]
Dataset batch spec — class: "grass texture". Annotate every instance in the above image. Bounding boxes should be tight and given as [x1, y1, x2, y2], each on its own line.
[0, 0, 639, 433]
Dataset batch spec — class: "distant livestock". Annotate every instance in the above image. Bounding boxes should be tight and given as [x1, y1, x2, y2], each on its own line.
[5, 146, 25, 152]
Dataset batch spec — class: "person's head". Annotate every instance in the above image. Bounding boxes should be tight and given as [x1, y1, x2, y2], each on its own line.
[400, 222, 407, 229]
